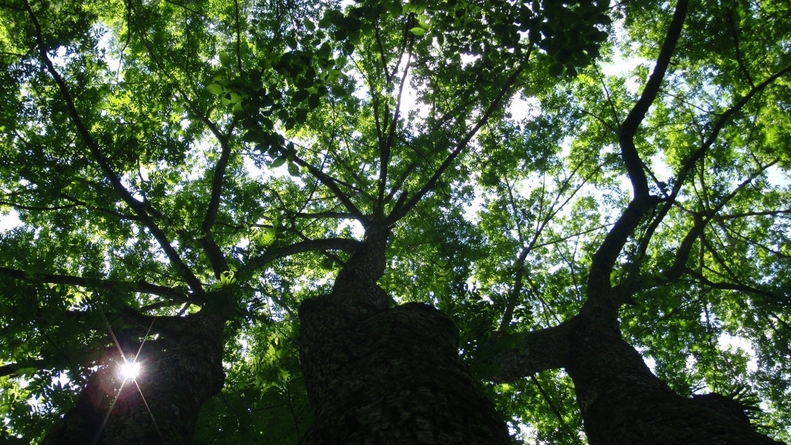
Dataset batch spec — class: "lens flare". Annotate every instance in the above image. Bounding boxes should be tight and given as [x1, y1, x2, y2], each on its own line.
[118, 361, 142, 380]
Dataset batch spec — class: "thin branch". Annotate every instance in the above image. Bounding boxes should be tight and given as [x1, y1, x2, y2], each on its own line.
[59, 193, 140, 220]
[623, 160, 774, 298]
[500, 159, 601, 328]
[162, 0, 206, 17]
[595, 67, 621, 132]
[721, 224, 791, 260]
[0, 201, 79, 211]
[234, 0, 243, 74]
[291, 211, 358, 220]
[388, 60, 527, 224]
[288, 151, 366, 223]
[237, 238, 359, 279]
[667, 160, 776, 281]
[530, 375, 584, 445]
[373, 18, 392, 84]
[534, 224, 613, 250]
[700, 236, 741, 282]
[679, 64, 791, 191]
[377, 37, 414, 217]
[0, 267, 196, 303]
[22, 0, 205, 298]
[618, 0, 689, 199]
[726, 6, 755, 88]
[687, 269, 790, 307]
[124, 0, 237, 280]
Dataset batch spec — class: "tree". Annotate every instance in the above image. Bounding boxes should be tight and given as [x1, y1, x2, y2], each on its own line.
[0, 0, 789, 443]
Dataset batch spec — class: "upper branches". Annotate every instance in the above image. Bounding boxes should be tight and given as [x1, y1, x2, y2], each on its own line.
[588, 0, 791, 314]
[22, 0, 206, 298]
[585, 0, 690, 307]
[618, 0, 689, 200]
[387, 62, 527, 225]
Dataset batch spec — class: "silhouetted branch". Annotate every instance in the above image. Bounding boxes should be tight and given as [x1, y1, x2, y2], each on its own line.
[388, 60, 527, 224]
[239, 238, 360, 278]
[23, 0, 205, 298]
[618, 0, 689, 199]
[587, 0, 689, 305]
[0, 267, 196, 304]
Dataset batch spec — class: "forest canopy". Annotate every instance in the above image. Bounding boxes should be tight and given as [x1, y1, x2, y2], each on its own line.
[1, 0, 790, 443]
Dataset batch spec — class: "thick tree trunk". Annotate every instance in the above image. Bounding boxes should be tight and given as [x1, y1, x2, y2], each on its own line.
[298, 223, 510, 444]
[565, 309, 783, 445]
[491, 294, 784, 444]
[43, 312, 225, 445]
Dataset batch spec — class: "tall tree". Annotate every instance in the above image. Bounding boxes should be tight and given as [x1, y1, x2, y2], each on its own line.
[0, 0, 789, 444]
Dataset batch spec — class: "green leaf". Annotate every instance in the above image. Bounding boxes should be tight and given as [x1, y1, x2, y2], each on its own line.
[219, 51, 231, 67]
[207, 84, 224, 95]
[257, 227, 276, 246]
[409, 27, 426, 36]
[548, 62, 564, 76]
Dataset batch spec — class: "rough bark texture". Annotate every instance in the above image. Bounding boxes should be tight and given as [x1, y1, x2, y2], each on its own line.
[490, 294, 784, 444]
[43, 312, 225, 445]
[298, 222, 510, 444]
[565, 309, 783, 445]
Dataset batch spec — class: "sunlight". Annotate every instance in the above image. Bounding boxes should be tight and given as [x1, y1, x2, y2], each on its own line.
[118, 361, 142, 381]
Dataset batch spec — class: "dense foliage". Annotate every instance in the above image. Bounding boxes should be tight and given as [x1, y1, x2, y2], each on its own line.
[1, 0, 790, 442]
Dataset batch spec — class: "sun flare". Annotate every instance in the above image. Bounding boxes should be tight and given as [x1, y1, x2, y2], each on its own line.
[118, 361, 142, 381]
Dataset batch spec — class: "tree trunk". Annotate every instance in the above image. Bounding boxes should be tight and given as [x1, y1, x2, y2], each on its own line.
[298, 223, 511, 444]
[491, 294, 784, 444]
[564, 306, 783, 445]
[43, 312, 225, 445]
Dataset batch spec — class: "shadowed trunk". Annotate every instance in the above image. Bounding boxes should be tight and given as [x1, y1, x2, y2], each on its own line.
[43, 312, 225, 445]
[566, 301, 782, 445]
[298, 222, 511, 444]
[493, 298, 784, 444]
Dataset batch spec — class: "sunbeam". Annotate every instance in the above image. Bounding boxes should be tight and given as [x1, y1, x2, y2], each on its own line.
[91, 308, 165, 443]
[118, 360, 142, 381]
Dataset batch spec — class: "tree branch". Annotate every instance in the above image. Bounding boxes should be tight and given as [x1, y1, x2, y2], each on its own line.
[291, 211, 358, 220]
[0, 267, 197, 304]
[687, 269, 790, 307]
[23, 0, 205, 298]
[377, 37, 414, 217]
[726, 6, 755, 88]
[238, 238, 359, 279]
[618, 0, 689, 199]
[387, 62, 526, 224]
[200, 135, 233, 278]
[124, 0, 238, 282]
[490, 323, 571, 383]
[586, 0, 689, 304]
[288, 151, 367, 223]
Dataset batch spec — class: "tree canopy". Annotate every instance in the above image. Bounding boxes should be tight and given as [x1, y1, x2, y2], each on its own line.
[1, 0, 790, 443]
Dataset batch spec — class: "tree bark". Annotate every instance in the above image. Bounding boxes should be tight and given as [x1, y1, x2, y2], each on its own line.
[565, 307, 783, 445]
[298, 222, 511, 444]
[43, 312, 225, 445]
[492, 298, 784, 445]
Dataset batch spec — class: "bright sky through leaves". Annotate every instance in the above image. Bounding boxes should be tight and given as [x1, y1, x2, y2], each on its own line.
[1, 0, 790, 442]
